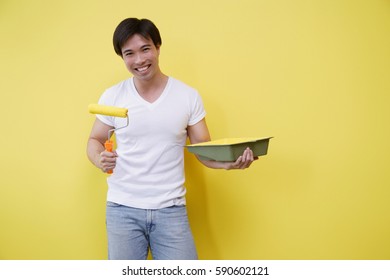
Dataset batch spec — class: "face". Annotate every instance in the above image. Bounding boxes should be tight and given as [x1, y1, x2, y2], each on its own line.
[121, 34, 161, 82]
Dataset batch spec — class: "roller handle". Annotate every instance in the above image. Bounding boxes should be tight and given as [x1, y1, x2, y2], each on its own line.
[104, 140, 114, 174]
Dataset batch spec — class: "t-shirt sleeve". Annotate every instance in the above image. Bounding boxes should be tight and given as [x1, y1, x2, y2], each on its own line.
[188, 91, 206, 126]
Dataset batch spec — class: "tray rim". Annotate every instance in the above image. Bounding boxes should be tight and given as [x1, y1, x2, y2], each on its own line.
[186, 136, 273, 147]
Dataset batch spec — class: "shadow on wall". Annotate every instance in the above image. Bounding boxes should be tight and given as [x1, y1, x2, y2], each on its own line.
[180, 77, 231, 259]
[184, 151, 220, 260]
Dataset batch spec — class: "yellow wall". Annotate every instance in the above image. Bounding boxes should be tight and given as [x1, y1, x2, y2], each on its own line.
[1, 0, 389, 259]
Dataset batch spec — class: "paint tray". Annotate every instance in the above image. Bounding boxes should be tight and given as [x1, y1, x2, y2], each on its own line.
[186, 137, 272, 161]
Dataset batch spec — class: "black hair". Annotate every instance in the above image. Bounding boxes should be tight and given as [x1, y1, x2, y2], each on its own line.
[113, 18, 162, 56]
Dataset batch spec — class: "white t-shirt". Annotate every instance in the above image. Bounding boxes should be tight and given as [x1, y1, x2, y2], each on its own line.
[96, 77, 206, 209]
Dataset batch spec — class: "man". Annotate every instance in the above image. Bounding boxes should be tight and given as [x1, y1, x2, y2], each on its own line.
[87, 18, 256, 260]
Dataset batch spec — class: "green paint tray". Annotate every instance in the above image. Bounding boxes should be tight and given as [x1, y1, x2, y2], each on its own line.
[186, 137, 272, 161]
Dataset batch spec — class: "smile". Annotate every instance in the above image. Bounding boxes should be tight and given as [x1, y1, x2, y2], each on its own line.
[135, 65, 151, 73]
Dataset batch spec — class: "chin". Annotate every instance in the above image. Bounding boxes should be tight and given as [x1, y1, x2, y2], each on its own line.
[136, 71, 155, 81]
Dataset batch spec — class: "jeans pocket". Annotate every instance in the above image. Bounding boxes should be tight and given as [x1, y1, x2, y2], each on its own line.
[106, 201, 122, 207]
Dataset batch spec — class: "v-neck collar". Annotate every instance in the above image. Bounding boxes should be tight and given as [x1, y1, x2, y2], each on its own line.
[130, 77, 171, 110]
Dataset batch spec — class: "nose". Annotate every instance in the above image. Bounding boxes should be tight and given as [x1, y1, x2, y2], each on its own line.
[135, 53, 145, 64]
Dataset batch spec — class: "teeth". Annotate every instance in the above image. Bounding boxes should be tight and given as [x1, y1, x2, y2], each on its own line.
[137, 66, 149, 72]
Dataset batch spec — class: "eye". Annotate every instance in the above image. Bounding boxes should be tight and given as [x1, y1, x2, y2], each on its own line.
[125, 52, 133, 56]
[142, 47, 150, 52]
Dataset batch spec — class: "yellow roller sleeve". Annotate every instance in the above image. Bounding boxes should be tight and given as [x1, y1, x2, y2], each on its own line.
[88, 104, 128, 118]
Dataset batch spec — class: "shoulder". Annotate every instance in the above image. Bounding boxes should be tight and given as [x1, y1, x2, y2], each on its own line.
[104, 78, 131, 96]
[99, 78, 131, 105]
[169, 77, 200, 99]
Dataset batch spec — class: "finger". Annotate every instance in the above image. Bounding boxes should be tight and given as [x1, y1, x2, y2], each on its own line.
[244, 161, 253, 169]
[99, 151, 117, 171]
[235, 155, 243, 164]
[231, 156, 242, 168]
[100, 151, 118, 161]
[238, 157, 249, 169]
[102, 160, 116, 172]
[243, 148, 250, 162]
[248, 148, 254, 161]
[101, 150, 118, 157]
[242, 148, 250, 161]
[239, 148, 251, 168]
[240, 152, 252, 167]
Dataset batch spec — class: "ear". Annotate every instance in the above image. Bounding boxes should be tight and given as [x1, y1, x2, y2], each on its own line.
[156, 44, 161, 54]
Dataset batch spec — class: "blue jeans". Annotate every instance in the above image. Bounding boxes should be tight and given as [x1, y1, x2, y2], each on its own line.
[106, 202, 198, 260]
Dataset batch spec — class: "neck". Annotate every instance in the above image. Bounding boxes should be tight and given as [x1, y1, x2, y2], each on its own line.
[133, 72, 169, 102]
[135, 70, 167, 90]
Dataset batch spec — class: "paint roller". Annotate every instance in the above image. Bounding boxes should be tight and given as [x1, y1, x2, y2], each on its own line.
[88, 104, 129, 174]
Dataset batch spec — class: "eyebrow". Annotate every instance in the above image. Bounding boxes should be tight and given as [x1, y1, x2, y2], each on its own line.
[122, 44, 152, 55]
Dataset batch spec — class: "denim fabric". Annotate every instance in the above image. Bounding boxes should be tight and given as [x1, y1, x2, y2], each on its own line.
[106, 201, 198, 260]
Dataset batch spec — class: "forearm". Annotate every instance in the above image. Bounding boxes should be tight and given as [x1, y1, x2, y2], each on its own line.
[87, 138, 105, 168]
[197, 147, 257, 170]
[198, 158, 231, 170]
